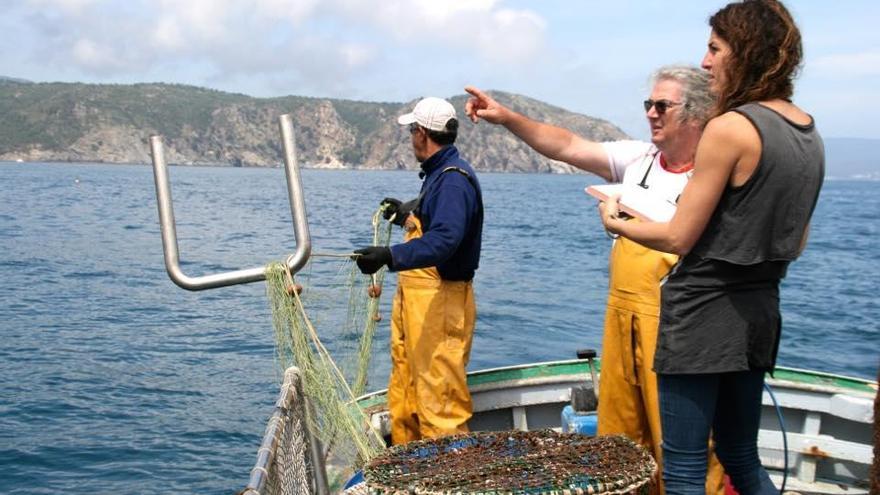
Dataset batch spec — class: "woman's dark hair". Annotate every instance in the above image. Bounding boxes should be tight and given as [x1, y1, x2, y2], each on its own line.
[426, 118, 458, 146]
[710, 0, 802, 114]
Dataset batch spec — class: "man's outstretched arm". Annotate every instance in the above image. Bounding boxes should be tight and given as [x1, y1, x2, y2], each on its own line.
[464, 85, 612, 181]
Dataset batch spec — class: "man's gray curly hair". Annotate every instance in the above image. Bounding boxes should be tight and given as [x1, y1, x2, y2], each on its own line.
[651, 65, 713, 127]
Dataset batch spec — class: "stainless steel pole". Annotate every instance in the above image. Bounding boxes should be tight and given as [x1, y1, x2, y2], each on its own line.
[149, 114, 311, 290]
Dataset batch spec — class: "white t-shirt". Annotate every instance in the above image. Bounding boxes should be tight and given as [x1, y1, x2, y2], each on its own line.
[601, 140, 692, 207]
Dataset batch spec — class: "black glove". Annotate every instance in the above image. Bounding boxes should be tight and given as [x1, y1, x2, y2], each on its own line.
[381, 197, 418, 227]
[353, 246, 392, 275]
[381, 198, 402, 220]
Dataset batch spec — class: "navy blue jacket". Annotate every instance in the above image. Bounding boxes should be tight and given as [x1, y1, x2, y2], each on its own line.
[389, 145, 483, 281]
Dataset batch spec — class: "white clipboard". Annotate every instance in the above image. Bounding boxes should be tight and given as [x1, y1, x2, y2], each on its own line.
[585, 184, 677, 222]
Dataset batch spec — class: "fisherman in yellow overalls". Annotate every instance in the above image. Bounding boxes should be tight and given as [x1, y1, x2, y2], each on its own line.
[464, 67, 725, 494]
[355, 97, 483, 444]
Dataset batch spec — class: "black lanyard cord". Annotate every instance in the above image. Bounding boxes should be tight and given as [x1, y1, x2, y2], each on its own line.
[637, 150, 661, 189]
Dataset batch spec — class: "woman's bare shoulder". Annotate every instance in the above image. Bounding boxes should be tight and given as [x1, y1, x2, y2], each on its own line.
[705, 111, 760, 148]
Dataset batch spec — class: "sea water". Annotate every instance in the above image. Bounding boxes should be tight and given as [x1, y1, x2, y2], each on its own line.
[0, 162, 877, 494]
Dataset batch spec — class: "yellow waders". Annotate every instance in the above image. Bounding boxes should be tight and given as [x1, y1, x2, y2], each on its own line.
[597, 236, 726, 495]
[388, 215, 476, 445]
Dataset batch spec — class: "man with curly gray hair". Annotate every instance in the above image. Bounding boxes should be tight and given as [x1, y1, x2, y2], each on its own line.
[464, 65, 723, 495]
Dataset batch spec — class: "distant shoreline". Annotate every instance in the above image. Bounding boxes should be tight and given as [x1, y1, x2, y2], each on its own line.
[3, 159, 877, 181]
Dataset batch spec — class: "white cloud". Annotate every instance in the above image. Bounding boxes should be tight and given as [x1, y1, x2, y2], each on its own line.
[809, 51, 880, 78]
[323, 0, 546, 63]
[25, 0, 99, 13]
[71, 39, 112, 68]
[338, 44, 375, 69]
[141, 0, 545, 65]
[250, 0, 322, 25]
[409, 0, 500, 22]
[474, 9, 546, 64]
[153, 0, 234, 44]
[10, 0, 547, 94]
[151, 16, 185, 51]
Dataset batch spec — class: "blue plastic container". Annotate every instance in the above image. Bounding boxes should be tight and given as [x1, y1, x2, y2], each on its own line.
[343, 470, 364, 490]
[561, 405, 598, 435]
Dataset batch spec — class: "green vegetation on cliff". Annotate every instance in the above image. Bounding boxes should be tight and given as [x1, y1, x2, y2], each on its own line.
[0, 80, 628, 172]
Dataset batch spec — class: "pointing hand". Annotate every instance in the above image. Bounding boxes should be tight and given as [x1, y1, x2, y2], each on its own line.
[464, 86, 508, 125]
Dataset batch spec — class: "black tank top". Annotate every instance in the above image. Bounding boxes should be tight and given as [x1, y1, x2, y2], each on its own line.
[691, 103, 825, 264]
[654, 104, 825, 374]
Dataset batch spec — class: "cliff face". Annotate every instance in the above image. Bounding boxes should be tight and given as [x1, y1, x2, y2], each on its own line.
[0, 81, 628, 172]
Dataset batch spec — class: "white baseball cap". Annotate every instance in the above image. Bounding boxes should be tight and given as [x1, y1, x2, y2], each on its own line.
[397, 97, 456, 132]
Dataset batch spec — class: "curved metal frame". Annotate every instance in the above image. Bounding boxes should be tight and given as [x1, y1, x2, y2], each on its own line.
[244, 367, 329, 495]
[150, 114, 311, 290]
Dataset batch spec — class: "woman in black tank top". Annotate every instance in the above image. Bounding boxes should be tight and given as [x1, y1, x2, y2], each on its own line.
[598, 1, 824, 494]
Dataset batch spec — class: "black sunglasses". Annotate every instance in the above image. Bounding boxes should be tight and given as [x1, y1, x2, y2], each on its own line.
[409, 122, 422, 134]
[643, 99, 682, 114]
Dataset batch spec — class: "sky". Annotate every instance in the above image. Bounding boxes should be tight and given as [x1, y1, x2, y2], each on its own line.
[1, 0, 877, 140]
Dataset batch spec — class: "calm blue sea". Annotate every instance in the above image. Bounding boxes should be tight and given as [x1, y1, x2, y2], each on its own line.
[0, 162, 877, 494]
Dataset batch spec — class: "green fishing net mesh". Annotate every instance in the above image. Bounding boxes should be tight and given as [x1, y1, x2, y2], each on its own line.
[265, 206, 392, 468]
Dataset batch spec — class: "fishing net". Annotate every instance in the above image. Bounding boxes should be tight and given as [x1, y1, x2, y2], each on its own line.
[265, 206, 393, 468]
[363, 430, 657, 495]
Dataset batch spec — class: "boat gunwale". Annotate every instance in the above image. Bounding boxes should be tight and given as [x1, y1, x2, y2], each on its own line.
[354, 359, 877, 409]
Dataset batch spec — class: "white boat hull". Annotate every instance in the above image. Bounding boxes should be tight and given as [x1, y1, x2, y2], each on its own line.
[245, 360, 877, 494]
[357, 360, 875, 494]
